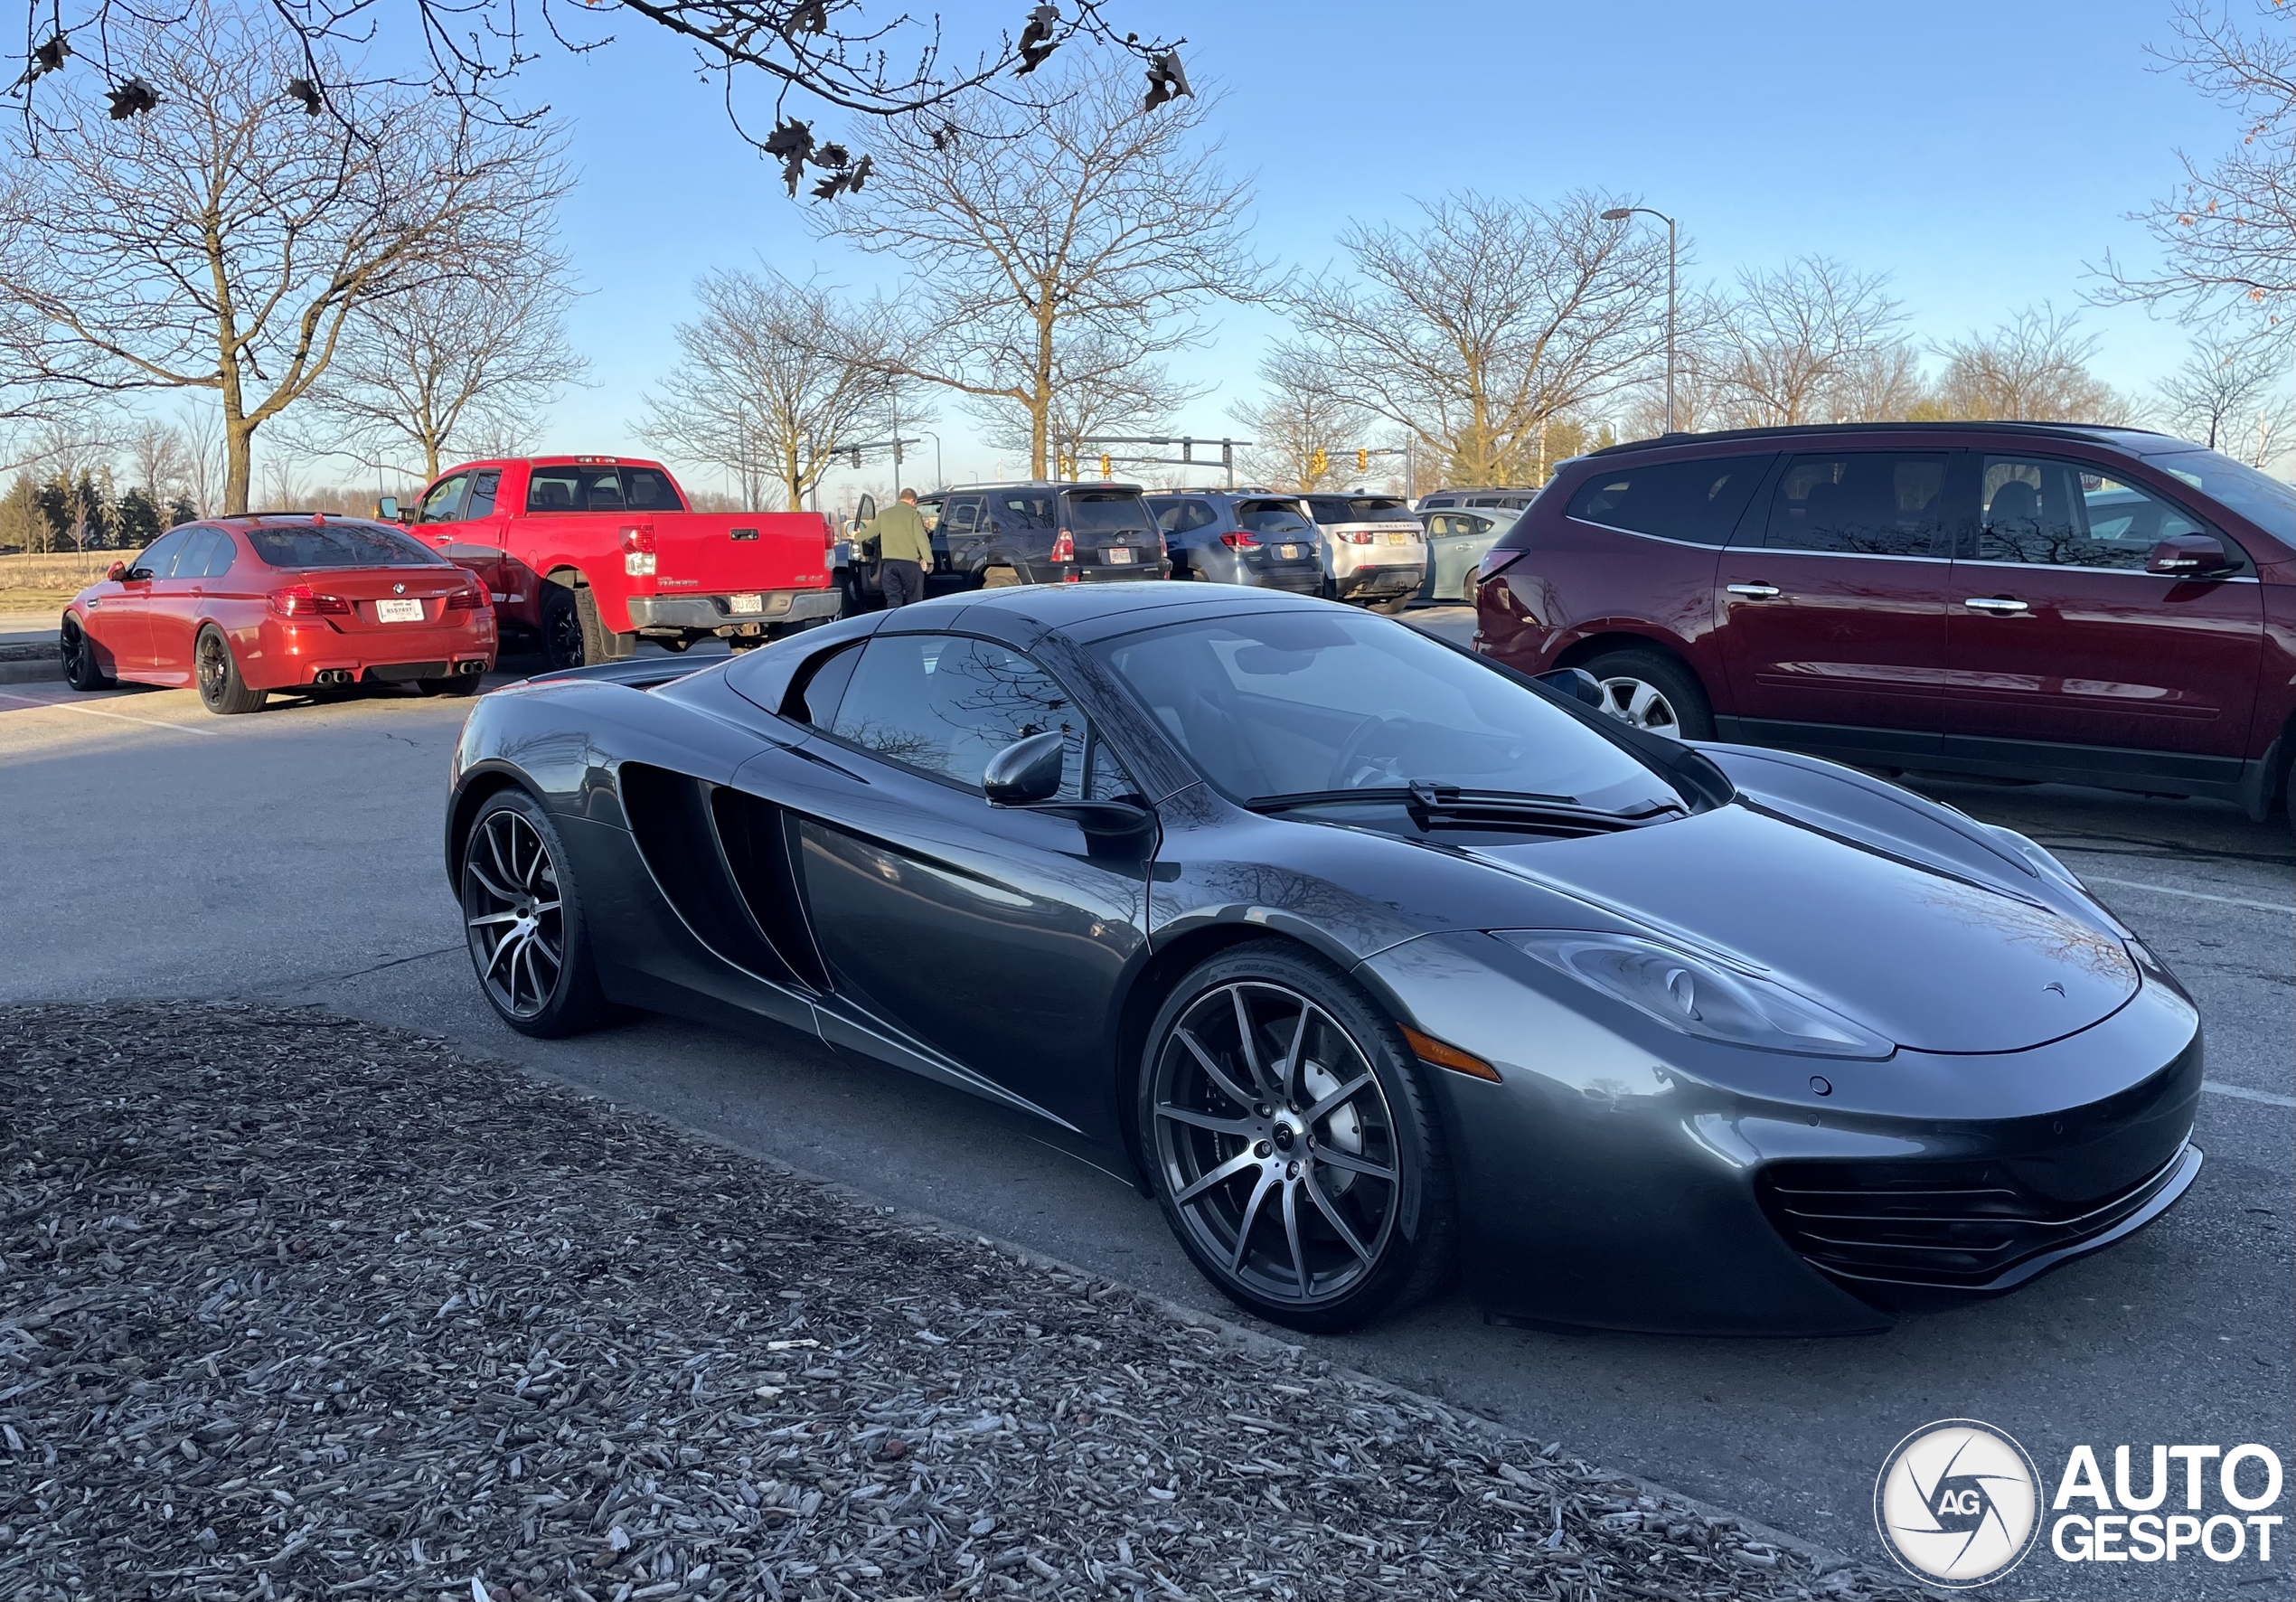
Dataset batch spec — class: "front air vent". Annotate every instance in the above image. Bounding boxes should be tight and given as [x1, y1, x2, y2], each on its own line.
[617, 764, 811, 991]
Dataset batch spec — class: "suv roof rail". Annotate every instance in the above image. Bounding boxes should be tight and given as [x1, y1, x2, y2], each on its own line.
[1586, 420, 2169, 457]
[1144, 485, 1283, 495]
[941, 479, 1146, 492]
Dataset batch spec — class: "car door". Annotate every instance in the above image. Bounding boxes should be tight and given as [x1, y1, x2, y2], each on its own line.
[146, 525, 227, 681]
[1420, 512, 1485, 601]
[937, 495, 984, 585]
[784, 629, 1149, 1131]
[100, 526, 193, 676]
[1943, 452, 2263, 777]
[1716, 449, 1960, 758]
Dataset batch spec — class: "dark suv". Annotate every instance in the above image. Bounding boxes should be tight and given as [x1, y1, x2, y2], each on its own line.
[835, 481, 1168, 608]
[1143, 490, 1324, 592]
[1473, 422, 2296, 822]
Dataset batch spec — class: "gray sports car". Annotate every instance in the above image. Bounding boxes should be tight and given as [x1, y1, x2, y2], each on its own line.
[445, 584, 2201, 1334]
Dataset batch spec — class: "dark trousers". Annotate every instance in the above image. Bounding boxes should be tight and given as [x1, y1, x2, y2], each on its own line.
[880, 559, 927, 608]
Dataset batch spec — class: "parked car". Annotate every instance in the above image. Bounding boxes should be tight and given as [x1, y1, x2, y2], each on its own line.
[1416, 486, 1542, 512]
[446, 583, 2200, 1334]
[60, 515, 496, 714]
[833, 481, 1169, 604]
[380, 456, 838, 669]
[1416, 505, 1520, 604]
[1143, 490, 1324, 593]
[1473, 422, 2296, 826]
[1302, 494, 1428, 613]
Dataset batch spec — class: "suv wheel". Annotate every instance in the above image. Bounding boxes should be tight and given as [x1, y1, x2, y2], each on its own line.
[1575, 646, 1713, 740]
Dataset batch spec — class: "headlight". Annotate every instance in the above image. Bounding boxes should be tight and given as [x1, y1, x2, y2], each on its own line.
[1494, 930, 1895, 1060]
[1984, 824, 2085, 893]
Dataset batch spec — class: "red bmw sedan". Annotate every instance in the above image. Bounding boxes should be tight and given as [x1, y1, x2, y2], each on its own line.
[58, 515, 496, 714]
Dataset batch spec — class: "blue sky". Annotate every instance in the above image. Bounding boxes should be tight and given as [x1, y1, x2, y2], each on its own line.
[510, 0, 2240, 502]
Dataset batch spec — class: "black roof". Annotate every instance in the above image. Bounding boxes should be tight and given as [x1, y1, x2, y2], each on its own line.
[1586, 421, 2171, 458]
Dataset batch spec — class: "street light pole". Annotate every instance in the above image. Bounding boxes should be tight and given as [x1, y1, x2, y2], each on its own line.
[1602, 204, 1678, 434]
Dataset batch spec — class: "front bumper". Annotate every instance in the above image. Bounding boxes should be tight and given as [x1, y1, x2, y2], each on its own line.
[1357, 929, 2205, 1333]
[626, 588, 842, 633]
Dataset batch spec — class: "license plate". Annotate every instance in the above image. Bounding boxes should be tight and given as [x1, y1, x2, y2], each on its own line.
[375, 598, 424, 623]
[728, 592, 765, 615]
[1384, 531, 1411, 545]
[1104, 547, 1136, 564]
[1275, 544, 1303, 560]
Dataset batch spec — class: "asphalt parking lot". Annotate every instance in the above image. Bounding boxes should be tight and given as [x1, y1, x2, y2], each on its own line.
[4, 604, 2290, 1599]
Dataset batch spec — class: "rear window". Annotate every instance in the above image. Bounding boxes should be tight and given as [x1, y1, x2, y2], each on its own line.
[1064, 493, 1151, 533]
[1564, 456, 1770, 546]
[526, 466, 686, 514]
[1237, 500, 1313, 534]
[245, 522, 447, 569]
[1305, 496, 1411, 524]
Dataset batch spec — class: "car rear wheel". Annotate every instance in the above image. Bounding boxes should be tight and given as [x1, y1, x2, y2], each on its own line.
[1575, 646, 1714, 740]
[194, 627, 266, 715]
[1141, 941, 1455, 1333]
[60, 616, 112, 691]
[461, 789, 605, 1038]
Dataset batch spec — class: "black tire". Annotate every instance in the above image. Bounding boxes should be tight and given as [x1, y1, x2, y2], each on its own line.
[418, 674, 482, 697]
[1574, 645, 1714, 740]
[1365, 594, 1414, 616]
[1139, 940, 1456, 1333]
[59, 615, 112, 691]
[460, 788, 606, 1038]
[541, 584, 585, 671]
[193, 626, 266, 715]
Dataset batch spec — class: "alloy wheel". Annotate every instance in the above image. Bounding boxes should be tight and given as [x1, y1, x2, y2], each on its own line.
[61, 621, 89, 679]
[1597, 674, 1680, 734]
[464, 808, 566, 1020]
[195, 632, 230, 705]
[1151, 981, 1401, 1308]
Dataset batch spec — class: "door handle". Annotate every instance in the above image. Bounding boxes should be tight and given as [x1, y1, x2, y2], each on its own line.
[1962, 597, 2030, 615]
[1726, 582, 1781, 599]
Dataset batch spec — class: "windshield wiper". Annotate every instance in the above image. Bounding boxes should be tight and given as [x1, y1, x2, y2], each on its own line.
[1248, 784, 1685, 834]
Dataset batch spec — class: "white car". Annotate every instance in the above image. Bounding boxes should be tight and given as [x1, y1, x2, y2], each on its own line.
[1303, 493, 1428, 614]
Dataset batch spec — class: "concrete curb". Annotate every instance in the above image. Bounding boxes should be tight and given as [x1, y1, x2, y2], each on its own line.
[0, 655, 61, 685]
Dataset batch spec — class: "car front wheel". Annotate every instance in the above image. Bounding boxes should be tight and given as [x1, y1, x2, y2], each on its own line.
[1575, 646, 1714, 740]
[60, 616, 113, 691]
[461, 789, 606, 1037]
[1141, 941, 1455, 1333]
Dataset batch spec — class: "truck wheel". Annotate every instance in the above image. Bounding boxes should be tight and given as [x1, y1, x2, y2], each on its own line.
[541, 585, 586, 670]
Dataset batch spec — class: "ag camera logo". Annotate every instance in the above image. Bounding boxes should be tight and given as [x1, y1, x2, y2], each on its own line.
[1874, 1419, 2041, 1588]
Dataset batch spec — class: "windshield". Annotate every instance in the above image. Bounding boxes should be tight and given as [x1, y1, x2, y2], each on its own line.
[1066, 493, 1151, 533]
[1097, 610, 1680, 811]
[245, 523, 447, 569]
[1306, 496, 1412, 524]
[2149, 449, 2295, 541]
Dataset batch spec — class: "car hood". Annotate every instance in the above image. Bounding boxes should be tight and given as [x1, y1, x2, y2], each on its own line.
[1460, 803, 2138, 1054]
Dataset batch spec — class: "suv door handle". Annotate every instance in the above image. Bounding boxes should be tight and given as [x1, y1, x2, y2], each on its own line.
[1962, 597, 2030, 615]
[1726, 582, 1781, 598]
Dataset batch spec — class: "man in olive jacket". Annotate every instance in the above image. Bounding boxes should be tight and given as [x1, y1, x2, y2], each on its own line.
[865, 488, 934, 608]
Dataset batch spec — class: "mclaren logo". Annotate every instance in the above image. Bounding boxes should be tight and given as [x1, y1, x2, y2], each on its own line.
[1876, 1419, 2042, 1587]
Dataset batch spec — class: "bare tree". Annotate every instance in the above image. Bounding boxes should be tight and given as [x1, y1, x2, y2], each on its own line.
[1228, 351, 1370, 492]
[2097, 0, 2294, 319]
[1932, 307, 2126, 421]
[176, 401, 224, 517]
[287, 237, 586, 482]
[1281, 192, 1672, 486]
[128, 418, 187, 500]
[0, 0, 561, 513]
[1704, 257, 1906, 427]
[1822, 341, 1933, 423]
[2156, 326, 2296, 463]
[974, 330, 1200, 469]
[638, 268, 895, 512]
[818, 61, 1261, 478]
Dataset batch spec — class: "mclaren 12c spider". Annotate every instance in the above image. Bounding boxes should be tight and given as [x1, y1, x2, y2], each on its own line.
[444, 583, 2202, 1334]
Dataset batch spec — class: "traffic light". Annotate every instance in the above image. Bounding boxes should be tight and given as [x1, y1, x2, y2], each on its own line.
[1308, 448, 1328, 477]
[849, 448, 862, 470]
[892, 439, 904, 466]
[1356, 448, 1369, 473]
[1098, 452, 1112, 478]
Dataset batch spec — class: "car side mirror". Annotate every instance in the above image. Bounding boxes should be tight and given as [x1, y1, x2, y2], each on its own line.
[1536, 666, 1606, 709]
[2148, 532, 2234, 578]
[375, 495, 402, 522]
[983, 730, 1067, 805]
[105, 561, 127, 581]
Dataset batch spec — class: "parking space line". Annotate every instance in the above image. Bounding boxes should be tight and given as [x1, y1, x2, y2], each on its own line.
[2201, 1080, 2296, 1109]
[2084, 874, 2292, 915]
[0, 689, 217, 736]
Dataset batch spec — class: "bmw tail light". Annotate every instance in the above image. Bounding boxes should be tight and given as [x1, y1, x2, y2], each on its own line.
[446, 586, 488, 613]
[1219, 530, 1259, 549]
[1049, 529, 1075, 562]
[267, 584, 351, 617]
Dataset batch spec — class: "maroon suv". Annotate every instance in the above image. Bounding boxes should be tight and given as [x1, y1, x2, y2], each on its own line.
[1474, 422, 2296, 823]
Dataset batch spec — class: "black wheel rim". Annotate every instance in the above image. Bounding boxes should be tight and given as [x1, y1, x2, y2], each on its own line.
[196, 633, 229, 703]
[61, 620, 86, 678]
[463, 809, 565, 1020]
[1152, 981, 1401, 1307]
[546, 597, 583, 666]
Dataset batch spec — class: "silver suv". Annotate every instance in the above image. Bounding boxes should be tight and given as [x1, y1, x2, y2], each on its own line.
[1303, 494, 1428, 613]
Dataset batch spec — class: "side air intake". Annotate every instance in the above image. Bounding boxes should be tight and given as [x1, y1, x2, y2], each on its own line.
[616, 763, 819, 992]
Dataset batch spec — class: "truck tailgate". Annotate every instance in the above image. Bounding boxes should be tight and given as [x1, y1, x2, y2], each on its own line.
[646, 513, 830, 596]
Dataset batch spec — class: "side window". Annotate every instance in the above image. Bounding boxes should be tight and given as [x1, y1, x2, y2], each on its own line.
[527, 468, 580, 513]
[417, 474, 470, 523]
[170, 527, 222, 578]
[1764, 453, 1949, 557]
[466, 470, 502, 519]
[1566, 456, 1769, 545]
[1153, 502, 1184, 533]
[202, 530, 240, 578]
[621, 468, 682, 511]
[1975, 457, 2225, 572]
[130, 529, 189, 579]
[943, 498, 980, 534]
[789, 642, 864, 728]
[1183, 501, 1219, 532]
[828, 633, 1090, 796]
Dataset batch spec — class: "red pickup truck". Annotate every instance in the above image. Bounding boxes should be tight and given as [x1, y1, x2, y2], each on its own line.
[381, 456, 840, 668]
